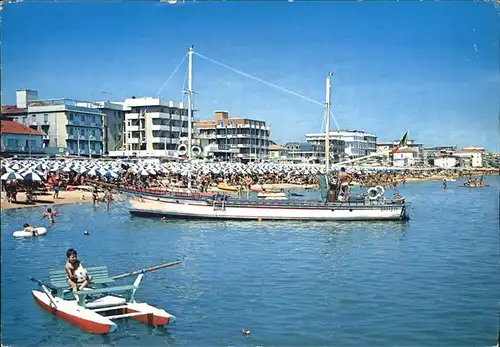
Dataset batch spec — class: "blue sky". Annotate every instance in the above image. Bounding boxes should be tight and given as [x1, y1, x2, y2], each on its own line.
[2, 1, 499, 151]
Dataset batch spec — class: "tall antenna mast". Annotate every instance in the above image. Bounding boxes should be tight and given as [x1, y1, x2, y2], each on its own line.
[324, 72, 332, 174]
[187, 46, 194, 159]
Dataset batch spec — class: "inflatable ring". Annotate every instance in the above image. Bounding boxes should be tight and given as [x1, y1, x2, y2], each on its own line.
[192, 145, 202, 157]
[375, 185, 385, 196]
[177, 143, 187, 156]
[367, 187, 379, 200]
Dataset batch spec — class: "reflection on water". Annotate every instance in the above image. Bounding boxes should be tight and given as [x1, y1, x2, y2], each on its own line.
[1, 176, 498, 347]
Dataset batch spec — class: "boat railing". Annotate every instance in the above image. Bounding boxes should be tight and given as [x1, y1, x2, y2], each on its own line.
[121, 186, 213, 199]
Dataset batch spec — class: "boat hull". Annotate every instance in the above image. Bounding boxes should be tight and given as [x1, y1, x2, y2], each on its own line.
[32, 290, 117, 335]
[128, 195, 408, 221]
[126, 302, 176, 326]
[33, 291, 176, 334]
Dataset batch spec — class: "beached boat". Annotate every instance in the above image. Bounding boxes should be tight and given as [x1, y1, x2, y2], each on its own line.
[462, 179, 489, 188]
[125, 49, 410, 222]
[257, 191, 288, 200]
[287, 189, 304, 197]
[120, 187, 214, 199]
[463, 183, 489, 188]
[31, 261, 179, 334]
[217, 182, 241, 192]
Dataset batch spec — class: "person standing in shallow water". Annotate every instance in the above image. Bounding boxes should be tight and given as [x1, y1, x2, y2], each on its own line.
[53, 180, 60, 199]
[92, 186, 99, 206]
[103, 188, 113, 210]
[42, 207, 57, 224]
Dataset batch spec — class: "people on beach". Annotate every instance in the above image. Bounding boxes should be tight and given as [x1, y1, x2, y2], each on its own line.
[65, 248, 92, 292]
[442, 177, 447, 189]
[42, 207, 57, 224]
[23, 223, 38, 236]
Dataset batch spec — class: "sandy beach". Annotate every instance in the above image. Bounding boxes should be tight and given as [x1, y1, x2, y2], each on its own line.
[0, 175, 457, 210]
[0, 190, 95, 210]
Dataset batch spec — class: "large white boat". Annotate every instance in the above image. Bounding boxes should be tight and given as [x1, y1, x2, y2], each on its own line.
[125, 47, 410, 222]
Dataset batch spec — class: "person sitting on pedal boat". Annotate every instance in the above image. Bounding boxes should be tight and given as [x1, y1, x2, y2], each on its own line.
[65, 248, 92, 292]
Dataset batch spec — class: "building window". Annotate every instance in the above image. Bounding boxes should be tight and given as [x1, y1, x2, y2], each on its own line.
[44, 114, 49, 122]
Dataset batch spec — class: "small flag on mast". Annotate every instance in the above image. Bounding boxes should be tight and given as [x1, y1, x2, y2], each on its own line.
[391, 130, 409, 154]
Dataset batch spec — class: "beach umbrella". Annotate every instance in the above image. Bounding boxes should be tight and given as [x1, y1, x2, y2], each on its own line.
[86, 169, 99, 177]
[140, 170, 149, 176]
[104, 170, 118, 179]
[1, 172, 24, 180]
[23, 171, 42, 181]
[97, 168, 108, 176]
[10, 163, 20, 171]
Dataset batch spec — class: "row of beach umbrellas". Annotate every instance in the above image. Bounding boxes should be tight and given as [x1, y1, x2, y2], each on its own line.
[1, 157, 427, 181]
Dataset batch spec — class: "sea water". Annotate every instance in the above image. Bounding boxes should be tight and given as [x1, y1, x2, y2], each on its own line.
[1, 177, 498, 346]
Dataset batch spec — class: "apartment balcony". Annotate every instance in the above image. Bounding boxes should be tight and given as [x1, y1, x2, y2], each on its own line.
[67, 120, 101, 127]
[152, 137, 172, 144]
[127, 138, 140, 144]
[171, 126, 182, 132]
[151, 124, 170, 131]
[67, 134, 102, 141]
[127, 125, 140, 131]
[67, 134, 85, 140]
[149, 112, 172, 120]
[1, 145, 66, 156]
[125, 113, 140, 120]
[196, 134, 216, 139]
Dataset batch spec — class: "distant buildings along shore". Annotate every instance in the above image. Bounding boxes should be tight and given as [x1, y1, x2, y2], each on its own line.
[1, 88, 497, 168]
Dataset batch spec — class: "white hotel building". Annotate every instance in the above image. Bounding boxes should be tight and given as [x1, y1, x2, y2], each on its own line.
[12, 90, 105, 157]
[116, 97, 193, 157]
[305, 130, 377, 158]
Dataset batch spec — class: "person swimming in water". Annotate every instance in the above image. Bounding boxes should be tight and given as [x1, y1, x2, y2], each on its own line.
[42, 207, 57, 224]
[24, 223, 38, 236]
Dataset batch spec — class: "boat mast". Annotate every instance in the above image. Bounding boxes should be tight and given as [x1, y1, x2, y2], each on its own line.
[324, 72, 332, 174]
[187, 46, 194, 192]
[187, 46, 194, 159]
